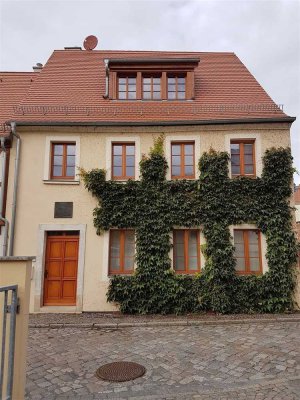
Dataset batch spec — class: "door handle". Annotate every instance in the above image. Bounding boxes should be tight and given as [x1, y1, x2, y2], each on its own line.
[44, 270, 48, 279]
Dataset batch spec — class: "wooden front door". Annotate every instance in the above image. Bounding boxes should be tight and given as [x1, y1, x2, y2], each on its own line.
[43, 234, 79, 305]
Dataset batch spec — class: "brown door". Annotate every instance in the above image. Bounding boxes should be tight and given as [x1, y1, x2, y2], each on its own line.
[43, 234, 79, 306]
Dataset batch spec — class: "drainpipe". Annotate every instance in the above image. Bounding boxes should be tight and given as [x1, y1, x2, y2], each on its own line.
[103, 59, 109, 99]
[8, 121, 20, 256]
[0, 137, 9, 256]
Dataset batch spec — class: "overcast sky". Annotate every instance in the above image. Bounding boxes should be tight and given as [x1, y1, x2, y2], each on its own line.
[0, 0, 299, 183]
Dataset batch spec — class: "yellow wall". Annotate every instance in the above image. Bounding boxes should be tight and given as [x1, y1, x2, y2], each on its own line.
[4, 123, 294, 312]
[0, 258, 32, 400]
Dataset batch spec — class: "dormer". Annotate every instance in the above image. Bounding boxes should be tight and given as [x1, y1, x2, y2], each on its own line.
[104, 58, 200, 101]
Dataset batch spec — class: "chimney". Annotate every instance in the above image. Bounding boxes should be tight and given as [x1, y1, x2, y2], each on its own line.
[32, 63, 43, 72]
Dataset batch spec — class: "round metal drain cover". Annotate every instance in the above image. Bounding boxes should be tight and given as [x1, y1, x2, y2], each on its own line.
[95, 361, 146, 382]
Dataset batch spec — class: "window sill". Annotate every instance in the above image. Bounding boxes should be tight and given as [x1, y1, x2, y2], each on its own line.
[171, 177, 196, 181]
[108, 273, 134, 277]
[111, 179, 136, 183]
[110, 99, 194, 102]
[236, 271, 263, 276]
[174, 271, 201, 275]
[43, 180, 80, 185]
[231, 175, 256, 179]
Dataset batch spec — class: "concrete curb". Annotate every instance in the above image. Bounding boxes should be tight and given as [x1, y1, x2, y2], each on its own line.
[28, 317, 300, 329]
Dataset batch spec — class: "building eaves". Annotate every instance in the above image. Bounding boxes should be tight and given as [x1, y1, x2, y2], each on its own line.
[8, 116, 296, 127]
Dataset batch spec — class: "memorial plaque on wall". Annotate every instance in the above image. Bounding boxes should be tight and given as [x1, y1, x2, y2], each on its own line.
[54, 202, 73, 218]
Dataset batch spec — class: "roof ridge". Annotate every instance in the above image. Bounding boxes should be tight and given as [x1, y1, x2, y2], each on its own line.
[53, 49, 236, 55]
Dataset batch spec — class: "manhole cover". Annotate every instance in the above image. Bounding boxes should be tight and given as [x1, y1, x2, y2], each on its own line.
[95, 361, 146, 382]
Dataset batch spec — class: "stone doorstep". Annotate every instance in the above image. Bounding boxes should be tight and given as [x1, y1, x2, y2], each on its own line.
[28, 317, 300, 329]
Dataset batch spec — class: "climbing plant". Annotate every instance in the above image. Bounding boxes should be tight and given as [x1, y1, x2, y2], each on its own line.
[81, 136, 298, 314]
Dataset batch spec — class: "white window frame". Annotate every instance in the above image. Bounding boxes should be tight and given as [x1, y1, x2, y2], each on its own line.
[106, 136, 140, 181]
[43, 136, 80, 184]
[165, 135, 201, 180]
[225, 133, 262, 178]
[230, 224, 268, 274]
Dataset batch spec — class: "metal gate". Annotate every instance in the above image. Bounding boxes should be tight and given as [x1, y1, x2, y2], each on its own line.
[0, 285, 18, 400]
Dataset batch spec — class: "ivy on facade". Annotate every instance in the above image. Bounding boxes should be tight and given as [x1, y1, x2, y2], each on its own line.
[81, 136, 298, 314]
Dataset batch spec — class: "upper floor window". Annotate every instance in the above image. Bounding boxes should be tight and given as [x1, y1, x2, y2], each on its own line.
[168, 75, 186, 100]
[230, 140, 256, 177]
[112, 143, 135, 180]
[171, 142, 195, 179]
[110, 58, 199, 101]
[143, 75, 161, 100]
[118, 75, 136, 100]
[51, 143, 76, 179]
[109, 229, 135, 275]
[233, 229, 262, 275]
[173, 229, 200, 274]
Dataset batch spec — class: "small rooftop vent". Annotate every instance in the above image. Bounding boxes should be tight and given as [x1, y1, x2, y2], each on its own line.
[32, 63, 43, 72]
[83, 35, 98, 50]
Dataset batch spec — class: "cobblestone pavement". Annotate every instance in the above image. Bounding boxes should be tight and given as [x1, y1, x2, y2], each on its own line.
[26, 322, 300, 399]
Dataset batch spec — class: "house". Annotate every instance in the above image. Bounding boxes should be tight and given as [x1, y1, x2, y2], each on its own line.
[1, 37, 298, 313]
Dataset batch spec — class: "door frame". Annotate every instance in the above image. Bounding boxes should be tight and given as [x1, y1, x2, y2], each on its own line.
[35, 224, 86, 312]
[43, 233, 79, 306]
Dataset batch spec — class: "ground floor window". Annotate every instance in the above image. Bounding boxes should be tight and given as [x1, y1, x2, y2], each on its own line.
[109, 229, 135, 275]
[233, 229, 262, 275]
[173, 229, 200, 274]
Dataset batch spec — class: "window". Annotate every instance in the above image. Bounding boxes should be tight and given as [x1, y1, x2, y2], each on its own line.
[143, 75, 161, 100]
[230, 140, 256, 177]
[168, 75, 186, 100]
[118, 75, 137, 100]
[110, 62, 197, 100]
[233, 229, 262, 275]
[112, 143, 135, 180]
[173, 230, 200, 274]
[109, 230, 135, 274]
[51, 143, 76, 179]
[171, 142, 195, 179]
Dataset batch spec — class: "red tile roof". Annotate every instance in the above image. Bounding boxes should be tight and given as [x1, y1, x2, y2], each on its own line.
[2, 50, 293, 125]
[0, 72, 36, 133]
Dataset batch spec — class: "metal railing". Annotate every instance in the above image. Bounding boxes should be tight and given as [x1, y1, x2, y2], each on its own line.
[0, 285, 18, 400]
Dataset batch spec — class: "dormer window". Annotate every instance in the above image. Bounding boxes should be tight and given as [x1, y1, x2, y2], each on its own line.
[143, 75, 161, 100]
[108, 58, 199, 101]
[118, 75, 137, 100]
[168, 75, 186, 100]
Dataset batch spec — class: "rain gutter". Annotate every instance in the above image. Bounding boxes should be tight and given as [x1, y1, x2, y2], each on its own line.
[0, 137, 9, 256]
[8, 122, 20, 256]
[10, 116, 296, 127]
[103, 59, 109, 99]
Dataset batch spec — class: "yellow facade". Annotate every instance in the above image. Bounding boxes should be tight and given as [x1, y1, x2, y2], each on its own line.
[4, 122, 294, 312]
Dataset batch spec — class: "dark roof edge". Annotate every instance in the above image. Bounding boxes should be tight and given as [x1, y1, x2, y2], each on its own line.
[8, 116, 296, 128]
[108, 58, 200, 64]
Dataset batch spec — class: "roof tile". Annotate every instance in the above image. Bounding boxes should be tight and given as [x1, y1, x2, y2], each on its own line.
[4, 49, 289, 124]
[0, 72, 35, 132]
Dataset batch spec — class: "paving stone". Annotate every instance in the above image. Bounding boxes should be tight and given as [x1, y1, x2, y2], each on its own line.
[25, 321, 300, 399]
